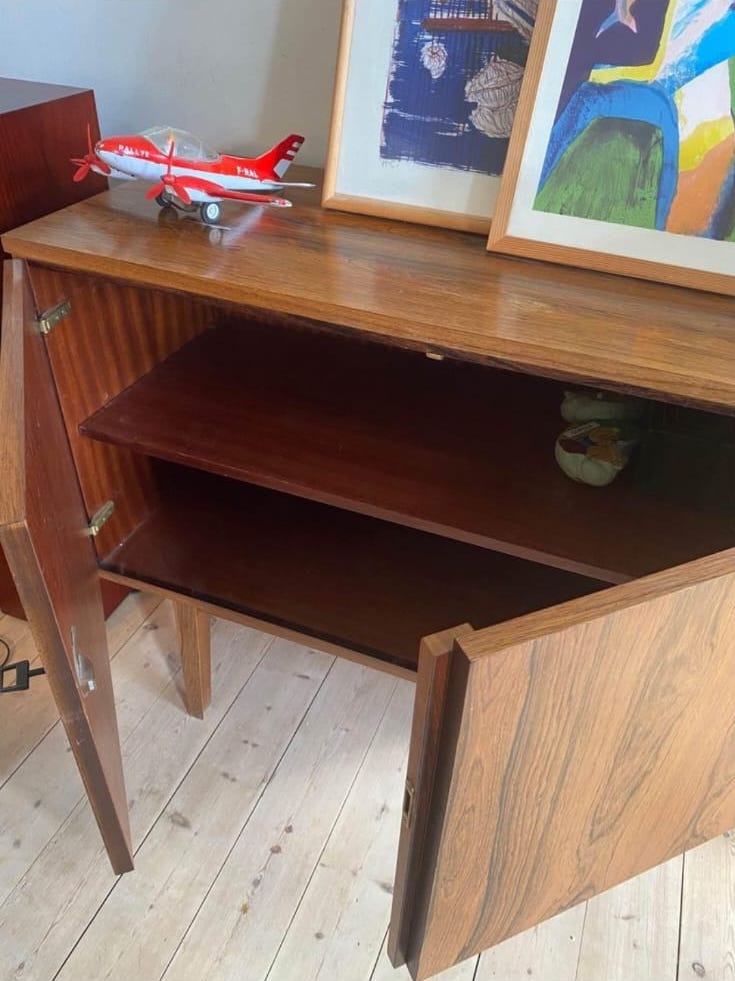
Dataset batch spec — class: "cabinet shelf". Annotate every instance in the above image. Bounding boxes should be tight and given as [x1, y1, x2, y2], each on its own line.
[82, 321, 735, 585]
[100, 468, 604, 672]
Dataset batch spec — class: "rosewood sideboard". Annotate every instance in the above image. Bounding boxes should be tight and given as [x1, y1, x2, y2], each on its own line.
[1, 177, 735, 979]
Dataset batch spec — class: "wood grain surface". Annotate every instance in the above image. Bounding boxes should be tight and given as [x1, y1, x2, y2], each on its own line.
[174, 603, 212, 719]
[5, 178, 735, 412]
[28, 265, 215, 558]
[0, 545, 23, 617]
[388, 625, 473, 969]
[403, 548, 735, 979]
[0, 261, 132, 872]
[0, 82, 107, 262]
[99, 467, 603, 673]
[81, 320, 735, 584]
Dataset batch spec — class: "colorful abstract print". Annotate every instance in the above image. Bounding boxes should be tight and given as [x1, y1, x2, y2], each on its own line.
[535, 0, 735, 241]
[381, 1, 535, 175]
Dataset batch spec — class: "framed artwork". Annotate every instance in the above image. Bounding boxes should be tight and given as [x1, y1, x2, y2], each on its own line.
[488, 0, 735, 296]
[323, 0, 539, 233]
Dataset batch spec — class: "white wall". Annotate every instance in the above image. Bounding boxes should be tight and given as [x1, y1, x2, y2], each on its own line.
[0, 0, 343, 166]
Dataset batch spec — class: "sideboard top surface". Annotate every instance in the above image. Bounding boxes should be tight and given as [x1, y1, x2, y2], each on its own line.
[0, 77, 91, 115]
[4, 168, 735, 411]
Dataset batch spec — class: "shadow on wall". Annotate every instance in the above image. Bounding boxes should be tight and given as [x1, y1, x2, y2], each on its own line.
[257, 0, 343, 167]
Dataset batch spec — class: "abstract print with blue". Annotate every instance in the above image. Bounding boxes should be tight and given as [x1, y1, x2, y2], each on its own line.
[535, 0, 735, 241]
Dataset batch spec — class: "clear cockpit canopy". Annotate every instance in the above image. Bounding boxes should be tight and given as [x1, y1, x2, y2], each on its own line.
[140, 126, 220, 162]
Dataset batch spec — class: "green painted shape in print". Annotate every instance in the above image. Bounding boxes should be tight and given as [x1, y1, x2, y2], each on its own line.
[535, 117, 663, 230]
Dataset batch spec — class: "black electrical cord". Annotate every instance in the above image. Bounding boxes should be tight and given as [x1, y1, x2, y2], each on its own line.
[0, 636, 10, 669]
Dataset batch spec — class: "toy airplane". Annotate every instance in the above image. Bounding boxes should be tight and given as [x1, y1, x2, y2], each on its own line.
[72, 125, 313, 224]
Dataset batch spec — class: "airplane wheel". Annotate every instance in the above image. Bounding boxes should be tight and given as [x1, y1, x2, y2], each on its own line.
[200, 202, 221, 225]
[156, 193, 173, 208]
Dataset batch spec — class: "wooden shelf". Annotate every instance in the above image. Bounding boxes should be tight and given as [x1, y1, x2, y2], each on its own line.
[83, 322, 735, 585]
[100, 468, 604, 672]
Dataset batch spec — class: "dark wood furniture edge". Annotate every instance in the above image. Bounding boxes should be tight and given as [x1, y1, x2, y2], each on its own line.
[388, 623, 473, 967]
[0, 262, 25, 526]
[99, 568, 417, 682]
[460, 546, 735, 661]
[403, 636, 473, 977]
[1, 521, 134, 872]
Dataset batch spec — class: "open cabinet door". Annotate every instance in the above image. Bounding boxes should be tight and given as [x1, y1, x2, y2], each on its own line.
[0, 260, 132, 873]
[390, 550, 735, 980]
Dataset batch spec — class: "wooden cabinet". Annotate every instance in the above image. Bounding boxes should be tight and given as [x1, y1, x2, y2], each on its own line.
[2, 177, 735, 979]
[0, 76, 128, 619]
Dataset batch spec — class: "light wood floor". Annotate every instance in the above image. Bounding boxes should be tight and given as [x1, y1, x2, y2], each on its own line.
[0, 594, 732, 981]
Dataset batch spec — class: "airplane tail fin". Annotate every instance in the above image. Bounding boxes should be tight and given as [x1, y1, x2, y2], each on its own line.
[255, 134, 305, 180]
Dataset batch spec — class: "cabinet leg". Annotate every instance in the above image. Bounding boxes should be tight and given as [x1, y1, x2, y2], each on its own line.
[174, 603, 211, 719]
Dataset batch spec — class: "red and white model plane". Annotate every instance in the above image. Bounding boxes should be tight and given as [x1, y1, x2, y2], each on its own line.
[72, 125, 313, 224]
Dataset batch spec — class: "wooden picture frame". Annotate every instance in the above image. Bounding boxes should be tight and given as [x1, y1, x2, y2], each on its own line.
[488, 0, 735, 297]
[323, 0, 537, 234]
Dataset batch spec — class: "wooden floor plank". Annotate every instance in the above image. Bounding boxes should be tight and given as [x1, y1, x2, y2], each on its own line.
[56, 639, 332, 981]
[0, 597, 176, 910]
[576, 858, 683, 981]
[678, 832, 735, 981]
[0, 613, 32, 655]
[267, 679, 414, 981]
[0, 596, 169, 904]
[0, 616, 270, 981]
[0, 614, 56, 784]
[162, 658, 397, 981]
[475, 905, 585, 980]
[3, 606, 735, 981]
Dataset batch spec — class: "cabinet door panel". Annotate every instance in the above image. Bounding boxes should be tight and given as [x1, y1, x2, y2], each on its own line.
[0, 260, 132, 872]
[392, 551, 735, 980]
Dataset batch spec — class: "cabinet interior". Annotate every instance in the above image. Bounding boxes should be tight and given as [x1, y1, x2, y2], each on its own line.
[99, 463, 605, 672]
[48, 280, 734, 674]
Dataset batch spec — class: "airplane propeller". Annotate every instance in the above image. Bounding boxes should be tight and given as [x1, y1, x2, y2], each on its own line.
[71, 123, 111, 182]
[145, 139, 194, 205]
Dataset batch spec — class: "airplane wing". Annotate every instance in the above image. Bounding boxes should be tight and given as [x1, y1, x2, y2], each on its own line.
[260, 181, 316, 190]
[214, 187, 292, 207]
[154, 174, 292, 208]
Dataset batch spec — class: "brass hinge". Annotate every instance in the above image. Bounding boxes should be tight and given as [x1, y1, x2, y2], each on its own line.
[87, 501, 115, 537]
[36, 299, 71, 335]
[402, 779, 415, 831]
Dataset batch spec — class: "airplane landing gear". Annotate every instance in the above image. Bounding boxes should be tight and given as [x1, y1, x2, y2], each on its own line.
[154, 193, 221, 225]
[200, 201, 221, 225]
